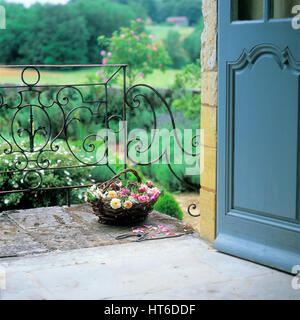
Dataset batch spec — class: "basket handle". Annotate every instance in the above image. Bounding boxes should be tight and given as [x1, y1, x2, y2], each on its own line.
[99, 168, 142, 193]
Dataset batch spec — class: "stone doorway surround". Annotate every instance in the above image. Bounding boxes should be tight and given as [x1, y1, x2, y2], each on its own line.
[199, 0, 218, 242]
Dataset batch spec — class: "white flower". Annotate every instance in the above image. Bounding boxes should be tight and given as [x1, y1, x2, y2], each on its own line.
[107, 190, 117, 199]
[64, 170, 70, 176]
[95, 189, 105, 199]
[4, 199, 9, 204]
[110, 198, 121, 210]
[90, 185, 97, 191]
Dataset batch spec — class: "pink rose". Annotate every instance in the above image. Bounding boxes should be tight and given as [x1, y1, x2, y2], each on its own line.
[102, 57, 107, 64]
[121, 189, 130, 194]
[137, 195, 150, 203]
[100, 50, 105, 56]
[136, 18, 141, 22]
[130, 30, 135, 35]
[149, 34, 154, 39]
[147, 181, 153, 187]
[139, 73, 144, 78]
[153, 47, 158, 51]
[107, 52, 112, 57]
[121, 34, 125, 38]
[96, 71, 100, 76]
[135, 36, 140, 41]
[103, 78, 108, 83]
[138, 185, 147, 193]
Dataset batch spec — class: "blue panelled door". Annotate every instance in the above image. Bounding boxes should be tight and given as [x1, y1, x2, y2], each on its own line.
[215, 0, 300, 273]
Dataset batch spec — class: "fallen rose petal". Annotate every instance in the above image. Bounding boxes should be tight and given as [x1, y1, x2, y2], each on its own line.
[133, 228, 145, 233]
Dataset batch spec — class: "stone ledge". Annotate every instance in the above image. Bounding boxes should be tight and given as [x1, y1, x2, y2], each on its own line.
[0, 204, 194, 258]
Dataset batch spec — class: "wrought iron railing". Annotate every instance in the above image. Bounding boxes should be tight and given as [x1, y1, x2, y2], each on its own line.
[0, 65, 200, 217]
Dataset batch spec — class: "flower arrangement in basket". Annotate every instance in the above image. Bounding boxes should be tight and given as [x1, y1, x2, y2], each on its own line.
[86, 169, 161, 225]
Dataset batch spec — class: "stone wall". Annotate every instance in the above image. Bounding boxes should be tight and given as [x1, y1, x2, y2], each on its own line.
[200, 0, 218, 242]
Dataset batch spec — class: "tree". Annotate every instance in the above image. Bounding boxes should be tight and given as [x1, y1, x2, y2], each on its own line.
[174, 0, 203, 25]
[154, 0, 202, 25]
[18, 4, 89, 65]
[172, 60, 201, 119]
[71, 0, 144, 63]
[98, 19, 171, 85]
[0, 0, 145, 65]
[183, 17, 204, 63]
[165, 30, 187, 69]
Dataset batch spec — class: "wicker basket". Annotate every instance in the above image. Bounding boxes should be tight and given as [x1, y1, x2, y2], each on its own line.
[89, 168, 159, 225]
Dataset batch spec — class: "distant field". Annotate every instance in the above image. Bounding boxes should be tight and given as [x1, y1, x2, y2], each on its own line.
[146, 25, 195, 41]
[0, 67, 180, 89]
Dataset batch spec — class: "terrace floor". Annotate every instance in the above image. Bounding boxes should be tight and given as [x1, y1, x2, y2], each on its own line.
[0, 205, 299, 300]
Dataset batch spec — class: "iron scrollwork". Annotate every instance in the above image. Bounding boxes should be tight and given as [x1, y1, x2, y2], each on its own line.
[0, 65, 200, 217]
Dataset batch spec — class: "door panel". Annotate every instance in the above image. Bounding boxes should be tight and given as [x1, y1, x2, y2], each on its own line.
[234, 55, 299, 221]
[215, 0, 300, 273]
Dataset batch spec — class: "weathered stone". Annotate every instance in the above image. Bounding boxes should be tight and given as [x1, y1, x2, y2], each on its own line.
[201, 104, 217, 148]
[7, 207, 79, 230]
[200, 0, 218, 243]
[0, 205, 194, 257]
[199, 188, 216, 243]
[1, 236, 298, 300]
[200, 146, 217, 191]
[0, 216, 47, 258]
[201, 0, 218, 72]
[201, 71, 218, 106]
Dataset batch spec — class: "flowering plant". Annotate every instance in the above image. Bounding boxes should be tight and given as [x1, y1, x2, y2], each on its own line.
[97, 19, 171, 86]
[86, 179, 161, 210]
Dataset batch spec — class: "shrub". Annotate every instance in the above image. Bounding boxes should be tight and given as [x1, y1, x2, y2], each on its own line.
[165, 30, 187, 69]
[0, 140, 94, 210]
[183, 17, 204, 63]
[154, 191, 183, 220]
[132, 130, 200, 193]
[171, 60, 201, 120]
[97, 19, 171, 86]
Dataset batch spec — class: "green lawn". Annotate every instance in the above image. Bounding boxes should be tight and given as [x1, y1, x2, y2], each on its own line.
[146, 25, 195, 41]
[0, 67, 180, 89]
[133, 69, 178, 88]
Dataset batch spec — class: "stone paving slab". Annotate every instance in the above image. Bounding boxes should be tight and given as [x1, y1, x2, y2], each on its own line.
[0, 237, 298, 300]
[0, 204, 194, 257]
[0, 216, 47, 258]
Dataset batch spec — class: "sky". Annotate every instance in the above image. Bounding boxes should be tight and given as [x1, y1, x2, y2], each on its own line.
[6, 0, 69, 7]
